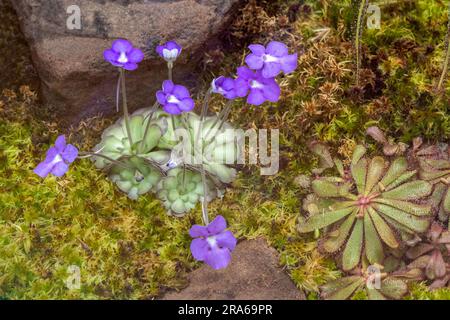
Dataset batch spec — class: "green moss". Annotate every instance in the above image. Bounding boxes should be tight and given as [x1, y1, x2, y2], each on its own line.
[407, 283, 450, 300]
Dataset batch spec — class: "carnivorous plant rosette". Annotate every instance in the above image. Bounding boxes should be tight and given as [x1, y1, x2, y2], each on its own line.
[320, 266, 411, 300]
[298, 145, 433, 271]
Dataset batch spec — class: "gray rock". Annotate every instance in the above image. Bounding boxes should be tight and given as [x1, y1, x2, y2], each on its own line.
[10, 0, 241, 126]
[162, 238, 306, 300]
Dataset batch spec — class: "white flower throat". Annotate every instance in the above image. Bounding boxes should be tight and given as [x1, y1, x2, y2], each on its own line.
[167, 95, 180, 104]
[118, 52, 128, 64]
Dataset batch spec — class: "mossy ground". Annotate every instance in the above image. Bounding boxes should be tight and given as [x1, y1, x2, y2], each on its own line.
[0, 0, 449, 299]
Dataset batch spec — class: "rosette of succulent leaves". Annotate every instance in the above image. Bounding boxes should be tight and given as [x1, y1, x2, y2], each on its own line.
[299, 143, 433, 272]
[91, 108, 239, 216]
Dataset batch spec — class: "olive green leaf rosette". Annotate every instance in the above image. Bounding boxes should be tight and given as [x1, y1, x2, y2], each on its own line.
[157, 167, 220, 217]
[298, 145, 433, 271]
[320, 267, 415, 300]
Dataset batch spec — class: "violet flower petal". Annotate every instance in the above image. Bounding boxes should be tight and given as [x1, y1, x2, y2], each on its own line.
[207, 215, 227, 234]
[189, 225, 210, 238]
[127, 48, 145, 63]
[261, 62, 283, 79]
[122, 62, 138, 71]
[190, 238, 209, 261]
[248, 44, 266, 55]
[280, 53, 298, 74]
[61, 144, 79, 163]
[245, 54, 264, 70]
[33, 161, 54, 178]
[215, 230, 237, 251]
[54, 135, 66, 153]
[163, 103, 181, 115]
[156, 91, 166, 105]
[162, 80, 174, 93]
[266, 41, 288, 57]
[103, 49, 119, 64]
[178, 98, 194, 112]
[204, 246, 232, 270]
[172, 85, 190, 99]
[112, 39, 133, 53]
[51, 161, 69, 177]
[247, 89, 266, 106]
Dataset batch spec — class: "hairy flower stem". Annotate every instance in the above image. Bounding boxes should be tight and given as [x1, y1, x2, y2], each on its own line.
[437, 5, 450, 93]
[138, 101, 159, 153]
[116, 73, 121, 113]
[78, 152, 133, 170]
[119, 68, 134, 150]
[203, 100, 233, 142]
[167, 62, 178, 142]
[192, 89, 212, 164]
[355, 0, 368, 87]
[200, 165, 210, 225]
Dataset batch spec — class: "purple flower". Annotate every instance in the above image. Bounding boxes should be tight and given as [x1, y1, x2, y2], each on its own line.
[103, 39, 144, 71]
[156, 80, 195, 115]
[189, 215, 237, 270]
[34, 135, 78, 178]
[156, 41, 182, 63]
[245, 41, 298, 78]
[234, 66, 281, 106]
[211, 76, 238, 100]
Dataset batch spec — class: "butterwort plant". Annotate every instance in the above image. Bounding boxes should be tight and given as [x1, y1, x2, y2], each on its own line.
[33, 38, 298, 271]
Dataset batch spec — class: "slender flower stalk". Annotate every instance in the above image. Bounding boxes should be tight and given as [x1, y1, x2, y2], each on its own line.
[119, 68, 134, 149]
[200, 166, 210, 225]
[138, 101, 160, 153]
[203, 100, 233, 142]
[116, 73, 121, 113]
[78, 151, 134, 170]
